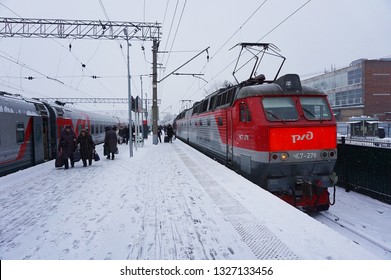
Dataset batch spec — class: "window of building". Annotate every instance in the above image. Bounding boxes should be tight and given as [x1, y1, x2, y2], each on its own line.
[348, 68, 362, 85]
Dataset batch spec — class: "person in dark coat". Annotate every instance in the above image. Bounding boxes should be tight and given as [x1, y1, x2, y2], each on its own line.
[59, 125, 77, 169]
[166, 124, 174, 143]
[157, 126, 162, 143]
[77, 129, 95, 167]
[104, 125, 118, 160]
[123, 125, 129, 145]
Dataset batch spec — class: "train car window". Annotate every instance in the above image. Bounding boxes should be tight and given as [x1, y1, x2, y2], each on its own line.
[35, 104, 49, 116]
[299, 97, 332, 120]
[16, 123, 25, 144]
[239, 103, 252, 122]
[216, 94, 222, 107]
[209, 96, 216, 110]
[91, 125, 95, 135]
[262, 97, 298, 121]
[226, 89, 234, 105]
[202, 99, 209, 112]
[54, 107, 64, 117]
[207, 118, 211, 126]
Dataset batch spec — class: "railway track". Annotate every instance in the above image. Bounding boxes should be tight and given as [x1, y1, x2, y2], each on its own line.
[312, 211, 391, 258]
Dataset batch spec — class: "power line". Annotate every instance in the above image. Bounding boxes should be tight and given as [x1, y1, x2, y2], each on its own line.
[175, 0, 268, 104]
[257, 0, 312, 42]
[210, 0, 268, 62]
[181, 0, 313, 104]
[0, 1, 119, 98]
[162, 0, 187, 73]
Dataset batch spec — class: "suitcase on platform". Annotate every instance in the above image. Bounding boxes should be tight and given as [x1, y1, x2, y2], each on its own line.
[164, 135, 169, 143]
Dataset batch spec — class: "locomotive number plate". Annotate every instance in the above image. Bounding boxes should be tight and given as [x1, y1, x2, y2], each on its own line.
[291, 152, 317, 160]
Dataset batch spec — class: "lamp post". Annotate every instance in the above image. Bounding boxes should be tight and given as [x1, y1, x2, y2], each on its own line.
[124, 28, 133, 157]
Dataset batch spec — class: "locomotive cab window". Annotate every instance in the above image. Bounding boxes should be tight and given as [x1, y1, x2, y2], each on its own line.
[299, 97, 332, 120]
[262, 97, 298, 121]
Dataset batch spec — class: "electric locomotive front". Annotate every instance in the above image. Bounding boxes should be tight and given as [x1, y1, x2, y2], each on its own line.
[234, 74, 337, 211]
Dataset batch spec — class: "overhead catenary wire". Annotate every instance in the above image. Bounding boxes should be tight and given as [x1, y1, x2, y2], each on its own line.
[175, 0, 269, 104]
[0, 51, 95, 98]
[0, 1, 120, 99]
[180, 0, 313, 105]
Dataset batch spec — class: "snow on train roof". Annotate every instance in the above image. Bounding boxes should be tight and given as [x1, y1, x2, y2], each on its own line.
[236, 83, 325, 100]
[0, 92, 40, 115]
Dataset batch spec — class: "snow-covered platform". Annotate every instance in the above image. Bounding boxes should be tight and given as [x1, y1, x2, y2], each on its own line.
[0, 139, 378, 260]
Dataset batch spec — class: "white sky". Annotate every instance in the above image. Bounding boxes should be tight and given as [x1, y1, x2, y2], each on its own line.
[1, 0, 391, 116]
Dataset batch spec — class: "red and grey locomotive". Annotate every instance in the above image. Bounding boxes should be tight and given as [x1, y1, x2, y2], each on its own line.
[174, 43, 337, 211]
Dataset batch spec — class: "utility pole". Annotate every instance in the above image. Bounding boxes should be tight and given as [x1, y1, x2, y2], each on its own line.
[152, 40, 159, 145]
[124, 29, 133, 156]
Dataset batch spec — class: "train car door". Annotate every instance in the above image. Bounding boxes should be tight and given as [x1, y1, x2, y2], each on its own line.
[226, 110, 233, 166]
[32, 116, 45, 164]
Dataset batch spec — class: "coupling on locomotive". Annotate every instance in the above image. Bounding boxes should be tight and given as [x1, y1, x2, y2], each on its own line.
[174, 43, 338, 211]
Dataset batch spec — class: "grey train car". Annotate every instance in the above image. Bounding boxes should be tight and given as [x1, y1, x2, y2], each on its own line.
[0, 92, 118, 177]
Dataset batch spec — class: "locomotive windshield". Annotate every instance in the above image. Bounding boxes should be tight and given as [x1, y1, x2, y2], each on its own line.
[299, 97, 332, 120]
[262, 97, 299, 121]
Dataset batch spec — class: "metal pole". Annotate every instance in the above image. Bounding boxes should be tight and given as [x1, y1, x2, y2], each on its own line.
[140, 76, 144, 141]
[152, 40, 159, 145]
[124, 30, 133, 157]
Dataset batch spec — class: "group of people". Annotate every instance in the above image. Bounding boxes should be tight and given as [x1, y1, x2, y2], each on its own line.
[58, 124, 119, 170]
[157, 124, 174, 143]
[58, 123, 175, 169]
[58, 125, 96, 169]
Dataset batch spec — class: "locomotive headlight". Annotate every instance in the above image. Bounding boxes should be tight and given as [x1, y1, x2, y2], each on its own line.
[321, 151, 329, 159]
[329, 150, 337, 158]
[280, 152, 289, 161]
[271, 153, 279, 161]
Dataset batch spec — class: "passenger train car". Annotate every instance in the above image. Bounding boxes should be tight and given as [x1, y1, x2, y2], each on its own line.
[174, 73, 337, 211]
[0, 92, 118, 177]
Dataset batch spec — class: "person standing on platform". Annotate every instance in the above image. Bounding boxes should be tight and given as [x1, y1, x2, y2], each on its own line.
[77, 128, 95, 167]
[104, 125, 118, 160]
[59, 125, 77, 169]
[167, 124, 174, 143]
[157, 126, 162, 143]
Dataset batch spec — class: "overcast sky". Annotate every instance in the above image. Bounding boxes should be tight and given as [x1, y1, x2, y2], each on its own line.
[1, 0, 390, 116]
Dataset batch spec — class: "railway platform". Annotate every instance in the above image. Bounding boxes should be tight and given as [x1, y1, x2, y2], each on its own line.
[0, 138, 377, 260]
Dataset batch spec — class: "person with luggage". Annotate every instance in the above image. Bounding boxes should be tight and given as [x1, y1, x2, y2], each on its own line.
[77, 128, 95, 167]
[58, 125, 77, 169]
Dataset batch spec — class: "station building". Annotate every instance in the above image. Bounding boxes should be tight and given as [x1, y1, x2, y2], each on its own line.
[301, 59, 391, 121]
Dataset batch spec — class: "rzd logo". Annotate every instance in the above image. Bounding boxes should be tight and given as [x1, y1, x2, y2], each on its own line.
[291, 131, 313, 143]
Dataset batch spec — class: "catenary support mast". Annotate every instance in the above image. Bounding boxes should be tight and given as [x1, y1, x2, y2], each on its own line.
[0, 17, 161, 153]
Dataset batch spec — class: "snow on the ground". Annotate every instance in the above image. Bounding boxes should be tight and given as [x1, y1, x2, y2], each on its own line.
[0, 139, 388, 260]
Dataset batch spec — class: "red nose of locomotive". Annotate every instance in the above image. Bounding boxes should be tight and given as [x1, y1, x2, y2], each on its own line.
[269, 126, 337, 152]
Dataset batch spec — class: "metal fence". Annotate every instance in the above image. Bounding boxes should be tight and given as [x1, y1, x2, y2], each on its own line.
[335, 137, 391, 204]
